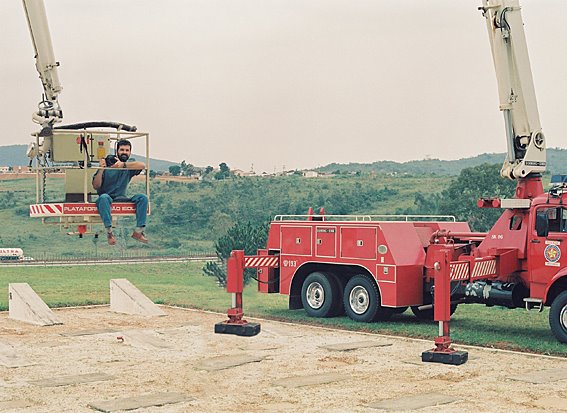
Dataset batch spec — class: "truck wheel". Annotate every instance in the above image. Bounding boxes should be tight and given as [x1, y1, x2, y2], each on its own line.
[343, 275, 392, 322]
[301, 272, 339, 318]
[549, 290, 567, 343]
[411, 303, 458, 321]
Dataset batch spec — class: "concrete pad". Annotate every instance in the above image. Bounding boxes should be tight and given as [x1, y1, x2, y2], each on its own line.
[261, 326, 300, 337]
[122, 329, 172, 349]
[110, 279, 166, 316]
[195, 354, 265, 371]
[8, 283, 62, 326]
[368, 393, 460, 410]
[320, 340, 392, 351]
[240, 343, 280, 351]
[0, 400, 34, 411]
[60, 328, 118, 337]
[508, 368, 567, 384]
[533, 396, 567, 411]
[88, 392, 193, 412]
[0, 342, 34, 368]
[273, 372, 350, 388]
[29, 372, 114, 387]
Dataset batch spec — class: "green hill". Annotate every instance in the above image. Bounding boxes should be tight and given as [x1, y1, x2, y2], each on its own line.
[317, 148, 567, 176]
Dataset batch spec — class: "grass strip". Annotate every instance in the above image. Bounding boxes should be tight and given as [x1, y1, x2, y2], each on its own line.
[0, 262, 564, 357]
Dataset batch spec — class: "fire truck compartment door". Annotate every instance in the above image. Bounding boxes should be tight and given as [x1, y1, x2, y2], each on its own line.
[281, 226, 312, 256]
[340, 227, 376, 259]
[316, 226, 337, 257]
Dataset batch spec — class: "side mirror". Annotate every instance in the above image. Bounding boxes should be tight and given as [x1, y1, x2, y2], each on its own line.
[536, 212, 549, 238]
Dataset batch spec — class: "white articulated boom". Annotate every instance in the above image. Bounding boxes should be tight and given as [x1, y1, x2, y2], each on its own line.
[22, 0, 63, 131]
[480, 0, 546, 179]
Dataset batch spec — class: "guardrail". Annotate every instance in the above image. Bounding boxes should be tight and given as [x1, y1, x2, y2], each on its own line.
[0, 253, 218, 267]
[273, 214, 457, 222]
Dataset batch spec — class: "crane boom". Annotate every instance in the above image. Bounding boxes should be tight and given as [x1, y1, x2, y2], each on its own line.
[22, 0, 63, 129]
[480, 0, 545, 180]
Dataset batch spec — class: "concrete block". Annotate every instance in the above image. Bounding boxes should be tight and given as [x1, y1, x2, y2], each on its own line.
[122, 329, 173, 349]
[368, 393, 460, 410]
[61, 328, 118, 337]
[110, 279, 165, 316]
[0, 342, 35, 368]
[29, 373, 114, 387]
[508, 367, 567, 384]
[195, 354, 265, 371]
[273, 372, 349, 388]
[8, 283, 62, 326]
[88, 392, 193, 412]
[320, 340, 392, 351]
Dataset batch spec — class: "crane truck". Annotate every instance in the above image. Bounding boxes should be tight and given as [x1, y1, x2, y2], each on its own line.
[215, 0, 567, 365]
[22, 0, 149, 235]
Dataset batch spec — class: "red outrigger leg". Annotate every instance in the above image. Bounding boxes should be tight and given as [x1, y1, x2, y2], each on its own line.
[422, 246, 468, 365]
[214, 250, 261, 336]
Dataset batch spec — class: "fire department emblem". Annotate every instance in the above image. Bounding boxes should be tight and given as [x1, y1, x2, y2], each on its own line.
[544, 244, 561, 263]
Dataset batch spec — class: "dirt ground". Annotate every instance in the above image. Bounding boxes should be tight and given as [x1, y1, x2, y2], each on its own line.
[0, 306, 566, 413]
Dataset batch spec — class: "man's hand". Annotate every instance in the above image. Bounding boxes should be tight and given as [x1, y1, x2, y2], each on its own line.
[99, 158, 107, 168]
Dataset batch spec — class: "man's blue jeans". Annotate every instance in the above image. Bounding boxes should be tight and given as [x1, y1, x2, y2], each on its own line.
[95, 194, 148, 229]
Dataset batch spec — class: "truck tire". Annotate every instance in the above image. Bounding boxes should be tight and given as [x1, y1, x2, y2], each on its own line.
[343, 275, 392, 322]
[549, 290, 567, 343]
[411, 303, 458, 321]
[301, 272, 340, 318]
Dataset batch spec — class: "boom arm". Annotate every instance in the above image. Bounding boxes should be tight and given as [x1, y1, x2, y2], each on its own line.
[480, 0, 545, 179]
[22, 0, 63, 129]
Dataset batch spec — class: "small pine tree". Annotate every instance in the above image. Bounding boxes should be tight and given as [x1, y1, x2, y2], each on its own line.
[203, 220, 269, 287]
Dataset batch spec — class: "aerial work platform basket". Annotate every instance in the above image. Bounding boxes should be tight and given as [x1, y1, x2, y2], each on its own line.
[27, 128, 150, 235]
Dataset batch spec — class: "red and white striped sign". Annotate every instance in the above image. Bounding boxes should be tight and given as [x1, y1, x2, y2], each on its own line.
[30, 203, 64, 217]
[244, 256, 279, 268]
[450, 262, 470, 281]
[470, 258, 497, 279]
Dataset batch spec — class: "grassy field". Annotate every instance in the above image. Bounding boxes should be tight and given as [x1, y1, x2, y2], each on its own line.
[1, 262, 565, 357]
[1, 174, 452, 259]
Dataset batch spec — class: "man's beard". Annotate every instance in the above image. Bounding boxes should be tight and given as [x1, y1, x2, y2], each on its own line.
[118, 154, 129, 162]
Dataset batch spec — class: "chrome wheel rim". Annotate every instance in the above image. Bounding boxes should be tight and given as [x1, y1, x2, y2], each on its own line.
[306, 282, 324, 309]
[561, 305, 567, 332]
[349, 286, 369, 315]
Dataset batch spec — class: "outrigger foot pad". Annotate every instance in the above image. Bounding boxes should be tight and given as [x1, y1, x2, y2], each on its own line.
[214, 322, 261, 337]
[421, 350, 468, 365]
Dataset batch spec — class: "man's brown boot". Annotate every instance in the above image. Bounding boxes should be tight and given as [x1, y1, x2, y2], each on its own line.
[132, 231, 148, 244]
[107, 232, 116, 246]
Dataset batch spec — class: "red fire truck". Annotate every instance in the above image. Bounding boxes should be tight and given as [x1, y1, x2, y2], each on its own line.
[215, 0, 567, 365]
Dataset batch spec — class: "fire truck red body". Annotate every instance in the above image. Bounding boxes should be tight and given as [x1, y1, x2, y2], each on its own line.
[257, 215, 470, 311]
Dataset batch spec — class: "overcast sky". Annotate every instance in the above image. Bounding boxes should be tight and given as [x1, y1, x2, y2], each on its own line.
[1, 0, 566, 173]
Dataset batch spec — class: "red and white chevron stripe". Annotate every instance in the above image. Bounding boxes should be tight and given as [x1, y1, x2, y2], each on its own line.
[471, 259, 497, 279]
[244, 256, 279, 268]
[29, 203, 64, 217]
[450, 262, 469, 281]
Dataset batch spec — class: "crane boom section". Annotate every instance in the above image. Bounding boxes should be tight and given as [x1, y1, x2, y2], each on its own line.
[480, 0, 545, 179]
[22, 0, 63, 127]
